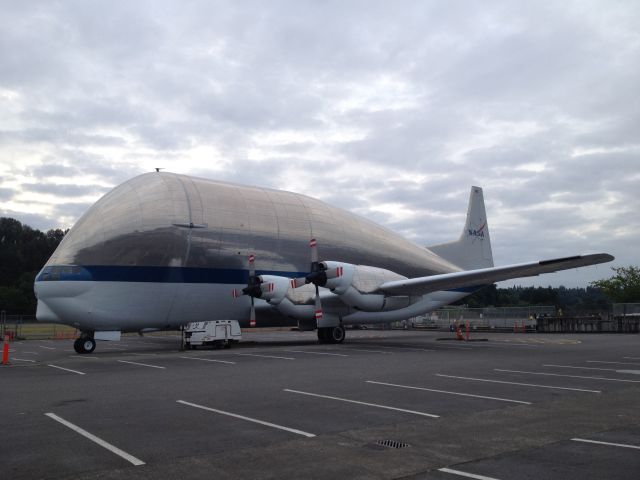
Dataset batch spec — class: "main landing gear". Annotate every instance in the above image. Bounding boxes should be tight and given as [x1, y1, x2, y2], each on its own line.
[73, 334, 96, 354]
[317, 325, 345, 344]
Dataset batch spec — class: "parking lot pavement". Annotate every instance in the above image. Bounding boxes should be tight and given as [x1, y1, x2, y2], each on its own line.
[1, 330, 639, 479]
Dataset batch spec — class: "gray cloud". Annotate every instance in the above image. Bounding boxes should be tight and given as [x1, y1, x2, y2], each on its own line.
[0, 0, 638, 286]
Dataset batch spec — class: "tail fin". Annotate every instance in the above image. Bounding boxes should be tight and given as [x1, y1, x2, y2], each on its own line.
[427, 186, 494, 270]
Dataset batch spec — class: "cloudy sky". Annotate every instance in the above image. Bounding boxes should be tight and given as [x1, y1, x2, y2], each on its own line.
[1, 0, 638, 286]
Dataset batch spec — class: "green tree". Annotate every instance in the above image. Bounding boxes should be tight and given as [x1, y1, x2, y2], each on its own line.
[590, 266, 640, 303]
[0, 217, 66, 314]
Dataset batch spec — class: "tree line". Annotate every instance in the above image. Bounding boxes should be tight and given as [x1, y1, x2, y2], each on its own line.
[0, 217, 66, 314]
[0, 216, 637, 315]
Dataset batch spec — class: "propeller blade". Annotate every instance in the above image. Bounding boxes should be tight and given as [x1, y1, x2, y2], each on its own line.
[232, 289, 241, 299]
[249, 296, 256, 327]
[248, 254, 255, 279]
[310, 238, 318, 265]
[314, 284, 323, 322]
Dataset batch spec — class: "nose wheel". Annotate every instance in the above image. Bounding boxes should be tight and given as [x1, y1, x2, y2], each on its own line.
[73, 336, 96, 354]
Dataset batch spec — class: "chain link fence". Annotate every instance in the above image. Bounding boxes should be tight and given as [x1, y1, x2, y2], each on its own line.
[402, 305, 557, 331]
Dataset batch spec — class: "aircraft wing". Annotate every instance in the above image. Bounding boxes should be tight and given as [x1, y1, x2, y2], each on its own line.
[376, 253, 614, 296]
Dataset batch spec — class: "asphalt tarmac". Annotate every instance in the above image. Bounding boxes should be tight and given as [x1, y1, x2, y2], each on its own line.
[1, 329, 639, 479]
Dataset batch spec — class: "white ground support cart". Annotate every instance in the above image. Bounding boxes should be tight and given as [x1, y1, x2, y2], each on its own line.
[184, 320, 242, 349]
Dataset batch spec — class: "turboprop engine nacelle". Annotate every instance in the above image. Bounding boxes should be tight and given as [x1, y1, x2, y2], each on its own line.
[256, 275, 291, 305]
[320, 261, 409, 312]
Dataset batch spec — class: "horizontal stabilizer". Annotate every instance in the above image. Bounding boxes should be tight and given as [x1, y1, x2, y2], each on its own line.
[377, 253, 614, 296]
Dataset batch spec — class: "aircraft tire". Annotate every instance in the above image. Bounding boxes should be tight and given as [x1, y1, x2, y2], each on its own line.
[317, 328, 329, 343]
[73, 338, 84, 353]
[82, 337, 96, 354]
[329, 326, 345, 344]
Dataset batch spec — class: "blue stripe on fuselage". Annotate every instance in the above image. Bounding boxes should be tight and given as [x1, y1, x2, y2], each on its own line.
[35, 265, 486, 293]
[36, 265, 303, 284]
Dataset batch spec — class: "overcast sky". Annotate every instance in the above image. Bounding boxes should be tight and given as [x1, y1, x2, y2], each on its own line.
[1, 0, 638, 287]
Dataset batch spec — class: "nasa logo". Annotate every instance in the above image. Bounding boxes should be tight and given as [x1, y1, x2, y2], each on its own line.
[468, 222, 486, 238]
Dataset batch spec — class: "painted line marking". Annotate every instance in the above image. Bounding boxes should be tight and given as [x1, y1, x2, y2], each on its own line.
[179, 356, 236, 364]
[117, 360, 166, 369]
[374, 345, 434, 352]
[366, 380, 531, 405]
[436, 374, 601, 393]
[495, 369, 640, 383]
[13, 358, 37, 363]
[47, 364, 86, 375]
[177, 400, 315, 437]
[546, 365, 640, 375]
[623, 357, 640, 360]
[282, 350, 348, 357]
[587, 360, 640, 366]
[571, 438, 640, 450]
[543, 364, 618, 372]
[283, 388, 440, 418]
[45, 413, 145, 465]
[39, 346, 55, 350]
[346, 348, 392, 354]
[235, 353, 295, 360]
[438, 467, 501, 479]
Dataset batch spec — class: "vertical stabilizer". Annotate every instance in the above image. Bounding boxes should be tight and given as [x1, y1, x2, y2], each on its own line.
[427, 187, 494, 270]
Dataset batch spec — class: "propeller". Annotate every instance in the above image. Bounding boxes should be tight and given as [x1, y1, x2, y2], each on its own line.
[232, 254, 273, 327]
[290, 239, 343, 323]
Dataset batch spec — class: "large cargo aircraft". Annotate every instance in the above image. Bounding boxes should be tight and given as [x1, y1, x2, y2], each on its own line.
[34, 172, 613, 353]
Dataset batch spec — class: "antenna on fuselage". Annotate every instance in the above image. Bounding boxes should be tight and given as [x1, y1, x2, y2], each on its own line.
[155, 168, 164, 172]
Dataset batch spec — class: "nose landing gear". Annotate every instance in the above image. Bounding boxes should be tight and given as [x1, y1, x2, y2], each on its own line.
[73, 335, 96, 354]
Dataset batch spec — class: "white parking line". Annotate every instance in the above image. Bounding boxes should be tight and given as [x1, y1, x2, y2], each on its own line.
[177, 400, 315, 437]
[117, 360, 166, 369]
[435, 374, 601, 393]
[587, 360, 640, 366]
[623, 357, 640, 360]
[45, 413, 145, 465]
[543, 364, 618, 372]
[39, 346, 55, 350]
[13, 358, 36, 363]
[495, 369, 640, 383]
[439, 467, 501, 479]
[374, 345, 434, 352]
[366, 380, 531, 405]
[345, 348, 392, 354]
[571, 438, 640, 450]
[282, 350, 348, 357]
[235, 353, 295, 360]
[283, 389, 440, 418]
[47, 364, 86, 375]
[179, 356, 236, 364]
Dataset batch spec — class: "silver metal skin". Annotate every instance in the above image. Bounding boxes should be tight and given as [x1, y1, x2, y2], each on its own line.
[44, 173, 458, 276]
[34, 173, 461, 332]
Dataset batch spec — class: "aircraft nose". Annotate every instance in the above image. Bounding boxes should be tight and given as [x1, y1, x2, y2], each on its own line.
[34, 272, 92, 325]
